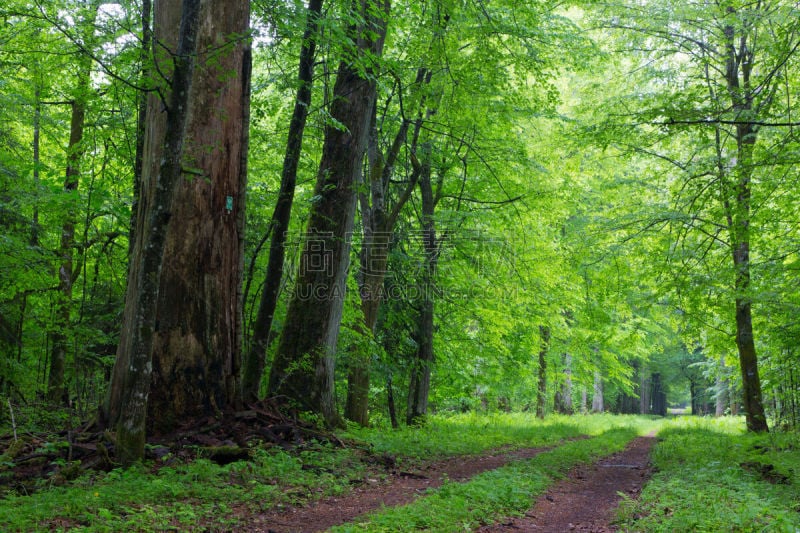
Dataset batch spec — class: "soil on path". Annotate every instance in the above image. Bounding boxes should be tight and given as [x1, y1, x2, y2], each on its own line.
[244, 444, 562, 533]
[479, 433, 656, 532]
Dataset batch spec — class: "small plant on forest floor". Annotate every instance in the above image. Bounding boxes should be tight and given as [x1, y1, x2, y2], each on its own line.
[615, 416, 800, 532]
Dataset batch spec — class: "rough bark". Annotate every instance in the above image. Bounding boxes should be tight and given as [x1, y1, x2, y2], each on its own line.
[267, 0, 390, 427]
[535, 325, 550, 419]
[242, 0, 324, 402]
[105, 0, 203, 464]
[129, 0, 152, 258]
[145, 0, 251, 432]
[106, 0, 250, 459]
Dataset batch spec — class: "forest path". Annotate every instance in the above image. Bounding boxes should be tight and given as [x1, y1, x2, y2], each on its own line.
[479, 432, 656, 532]
[244, 441, 574, 532]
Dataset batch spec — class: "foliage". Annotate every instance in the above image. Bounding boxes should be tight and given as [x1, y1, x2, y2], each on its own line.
[617, 416, 800, 532]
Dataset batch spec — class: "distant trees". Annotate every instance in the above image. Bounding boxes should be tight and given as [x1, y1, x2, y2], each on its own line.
[589, 0, 800, 431]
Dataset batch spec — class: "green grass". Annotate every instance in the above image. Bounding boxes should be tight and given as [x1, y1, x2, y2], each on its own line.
[616, 416, 800, 532]
[0, 413, 662, 532]
[342, 412, 641, 462]
[331, 415, 660, 532]
[0, 441, 365, 532]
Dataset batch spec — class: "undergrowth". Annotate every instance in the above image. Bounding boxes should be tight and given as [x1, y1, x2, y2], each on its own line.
[0, 441, 363, 531]
[0, 412, 618, 531]
[616, 416, 800, 532]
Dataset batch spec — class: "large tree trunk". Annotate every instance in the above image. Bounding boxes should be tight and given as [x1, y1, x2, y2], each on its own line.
[242, 0, 324, 402]
[267, 0, 389, 427]
[105, 0, 250, 462]
[146, 0, 250, 432]
[535, 325, 550, 419]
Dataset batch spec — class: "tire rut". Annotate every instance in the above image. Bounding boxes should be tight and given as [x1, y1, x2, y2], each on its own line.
[479, 433, 656, 532]
[244, 438, 587, 533]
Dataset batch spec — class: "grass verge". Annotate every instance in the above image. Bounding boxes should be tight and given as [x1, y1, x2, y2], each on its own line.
[616, 416, 800, 532]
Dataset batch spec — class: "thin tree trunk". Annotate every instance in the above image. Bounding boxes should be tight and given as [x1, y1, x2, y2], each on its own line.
[242, 0, 324, 402]
[536, 325, 550, 419]
[639, 367, 650, 414]
[554, 352, 573, 414]
[651, 372, 666, 416]
[31, 82, 41, 247]
[345, 76, 428, 424]
[580, 386, 587, 414]
[591, 370, 603, 413]
[267, 0, 390, 427]
[387, 374, 398, 429]
[407, 152, 436, 426]
[47, 4, 98, 403]
[129, 0, 151, 258]
[715, 355, 727, 417]
[721, 13, 768, 433]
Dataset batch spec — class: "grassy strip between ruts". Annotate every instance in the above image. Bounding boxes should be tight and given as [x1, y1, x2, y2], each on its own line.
[330, 417, 659, 532]
[616, 416, 800, 532]
[0, 413, 628, 531]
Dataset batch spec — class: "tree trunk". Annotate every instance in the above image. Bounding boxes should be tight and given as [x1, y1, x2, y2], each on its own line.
[407, 152, 436, 426]
[267, 0, 390, 427]
[651, 372, 666, 416]
[31, 82, 41, 247]
[242, 0, 324, 402]
[129, 0, 152, 258]
[146, 0, 250, 433]
[536, 325, 550, 419]
[591, 371, 603, 413]
[554, 352, 573, 414]
[105, 0, 250, 461]
[387, 374, 398, 429]
[580, 386, 587, 414]
[639, 368, 650, 414]
[345, 79, 428, 425]
[721, 11, 768, 433]
[105, 0, 203, 464]
[47, 4, 98, 404]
